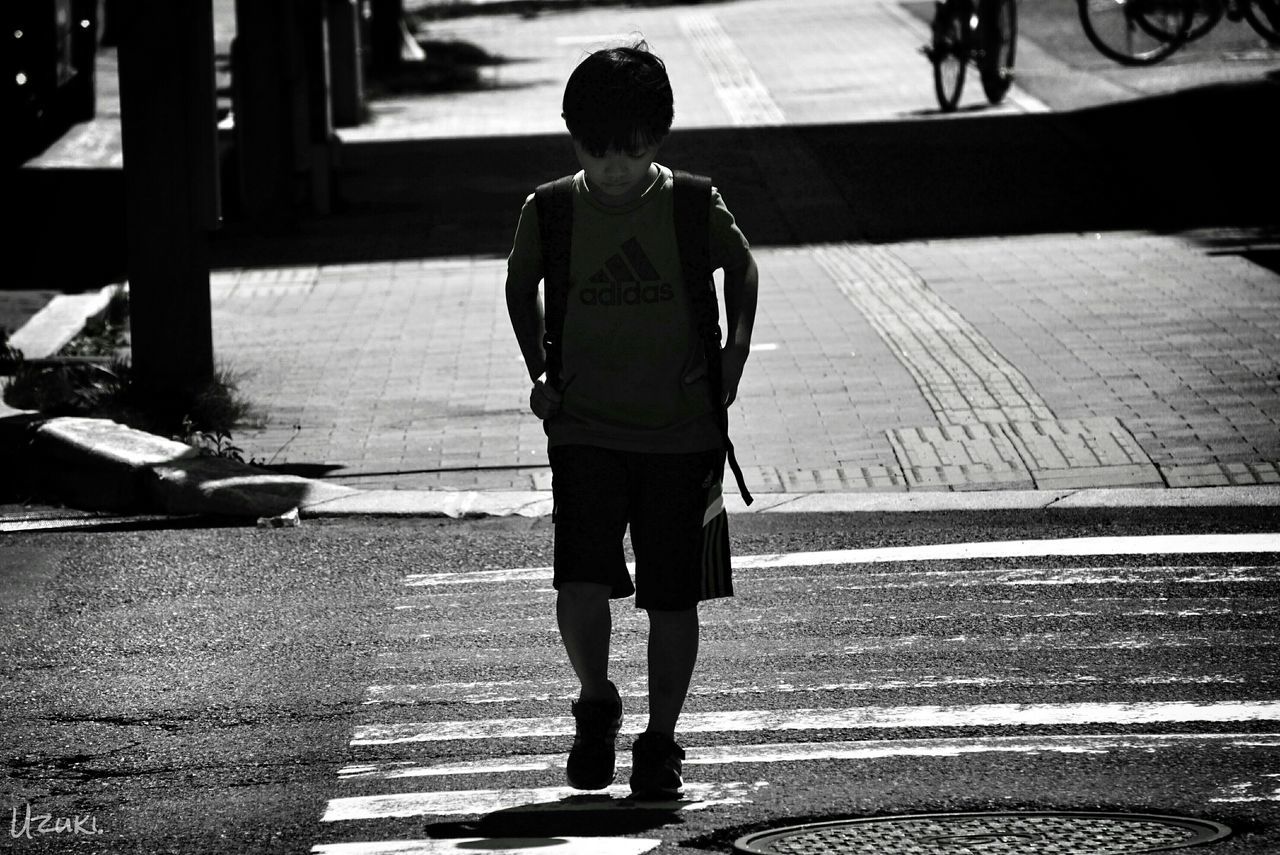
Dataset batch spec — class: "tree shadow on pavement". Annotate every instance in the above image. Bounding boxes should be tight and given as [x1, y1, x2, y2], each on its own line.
[7, 75, 1278, 283]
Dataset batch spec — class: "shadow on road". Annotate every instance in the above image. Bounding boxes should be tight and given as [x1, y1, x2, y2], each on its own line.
[6, 76, 1277, 288]
[424, 792, 692, 840]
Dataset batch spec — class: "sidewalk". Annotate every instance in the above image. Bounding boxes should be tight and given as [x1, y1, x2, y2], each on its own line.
[4, 0, 1279, 518]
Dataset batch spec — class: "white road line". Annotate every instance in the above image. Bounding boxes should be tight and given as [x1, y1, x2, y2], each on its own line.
[362, 672, 1252, 706]
[398, 566, 1277, 596]
[313, 837, 660, 855]
[386, 605, 1276, 642]
[1210, 774, 1280, 803]
[406, 534, 1280, 584]
[337, 733, 1280, 781]
[321, 781, 768, 822]
[734, 534, 1280, 567]
[351, 700, 1280, 745]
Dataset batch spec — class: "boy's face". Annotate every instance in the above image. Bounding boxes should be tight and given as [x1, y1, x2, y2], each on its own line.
[573, 139, 661, 207]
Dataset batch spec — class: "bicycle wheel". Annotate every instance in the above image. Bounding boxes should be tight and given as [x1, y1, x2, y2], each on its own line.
[979, 0, 1017, 104]
[1077, 0, 1192, 64]
[1244, 0, 1280, 42]
[930, 0, 970, 112]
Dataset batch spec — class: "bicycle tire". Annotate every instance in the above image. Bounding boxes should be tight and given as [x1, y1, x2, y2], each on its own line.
[1077, 0, 1192, 65]
[979, 0, 1017, 104]
[1244, 0, 1280, 42]
[931, 0, 970, 112]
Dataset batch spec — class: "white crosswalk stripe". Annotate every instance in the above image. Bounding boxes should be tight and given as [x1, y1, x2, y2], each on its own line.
[311, 536, 1280, 851]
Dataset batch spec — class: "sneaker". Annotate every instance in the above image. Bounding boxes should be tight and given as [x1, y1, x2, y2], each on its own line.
[565, 682, 622, 790]
[629, 731, 685, 800]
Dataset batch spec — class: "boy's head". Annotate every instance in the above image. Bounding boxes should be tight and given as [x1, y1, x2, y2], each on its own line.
[562, 42, 674, 156]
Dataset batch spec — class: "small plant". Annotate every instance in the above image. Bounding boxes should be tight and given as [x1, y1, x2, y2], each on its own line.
[177, 417, 247, 462]
[0, 327, 22, 373]
[2, 291, 262, 444]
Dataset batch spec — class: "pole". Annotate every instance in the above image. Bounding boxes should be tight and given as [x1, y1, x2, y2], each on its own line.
[116, 0, 218, 415]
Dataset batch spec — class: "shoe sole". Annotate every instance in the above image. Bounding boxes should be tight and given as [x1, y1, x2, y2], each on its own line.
[628, 787, 682, 801]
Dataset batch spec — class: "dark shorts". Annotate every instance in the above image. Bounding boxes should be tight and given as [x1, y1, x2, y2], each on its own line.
[549, 444, 733, 611]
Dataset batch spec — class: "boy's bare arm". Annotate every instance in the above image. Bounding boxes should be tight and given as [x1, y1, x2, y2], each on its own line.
[720, 253, 759, 407]
[505, 270, 546, 382]
[506, 270, 564, 419]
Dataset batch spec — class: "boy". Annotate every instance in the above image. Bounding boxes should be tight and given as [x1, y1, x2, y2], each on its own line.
[504, 42, 759, 800]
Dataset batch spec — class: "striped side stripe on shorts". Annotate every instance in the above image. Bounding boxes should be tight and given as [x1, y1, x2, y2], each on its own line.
[700, 479, 733, 600]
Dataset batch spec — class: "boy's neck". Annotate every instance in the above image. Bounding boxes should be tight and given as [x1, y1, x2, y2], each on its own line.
[585, 163, 661, 208]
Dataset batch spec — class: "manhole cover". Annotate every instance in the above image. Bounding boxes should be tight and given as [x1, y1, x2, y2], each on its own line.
[734, 811, 1231, 854]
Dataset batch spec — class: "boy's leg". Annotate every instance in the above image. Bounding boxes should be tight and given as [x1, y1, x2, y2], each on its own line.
[549, 445, 633, 790]
[645, 604, 699, 736]
[559, 581, 624, 790]
[557, 581, 615, 701]
[627, 449, 726, 799]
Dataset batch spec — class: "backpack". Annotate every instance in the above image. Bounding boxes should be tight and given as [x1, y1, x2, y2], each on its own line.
[534, 169, 753, 505]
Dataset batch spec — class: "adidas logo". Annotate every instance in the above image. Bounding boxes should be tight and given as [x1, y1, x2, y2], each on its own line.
[579, 237, 675, 307]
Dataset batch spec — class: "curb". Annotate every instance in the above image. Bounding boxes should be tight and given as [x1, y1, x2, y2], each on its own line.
[406, 0, 719, 20]
[3, 410, 1278, 522]
[1, 410, 356, 522]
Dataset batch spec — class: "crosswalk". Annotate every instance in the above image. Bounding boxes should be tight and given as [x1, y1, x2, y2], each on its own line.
[311, 534, 1280, 854]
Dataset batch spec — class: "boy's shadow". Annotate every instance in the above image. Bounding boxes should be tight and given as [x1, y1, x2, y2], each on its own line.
[428, 792, 691, 840]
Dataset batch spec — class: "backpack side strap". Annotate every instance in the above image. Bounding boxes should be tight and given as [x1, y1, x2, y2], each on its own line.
[534, 175, 575, 390]
[673, 170, 753, 505]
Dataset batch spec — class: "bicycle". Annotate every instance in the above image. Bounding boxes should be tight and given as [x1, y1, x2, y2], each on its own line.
[925, 0, 1018, 112]
[1078, 0, 1278, 66]
[1162, 0, 1280, 46]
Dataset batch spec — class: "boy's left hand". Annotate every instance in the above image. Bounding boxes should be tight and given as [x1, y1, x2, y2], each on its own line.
[529, 380, 563, 420]
[683, 345, 748, 406]
[720, 344, 747, 407]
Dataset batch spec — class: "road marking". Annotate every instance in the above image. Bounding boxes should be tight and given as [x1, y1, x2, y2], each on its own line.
[322, 541, 1278, 851]
[314, 838, 660, 854]
[812, 243, 1167, 488]
[815, 242, 1053, 426]
[361, 671, 1252, 705]
[406, 534, 1280, 584]
[337, 733, 1280, 781]
[386, 603, 1276, 640]
[679, 11, 785, 125]
[1210, 774, 1280, 803]
[351, 700, 1280, 745]
[321, 781, 767, 821]
[731, 534, 1280, 568]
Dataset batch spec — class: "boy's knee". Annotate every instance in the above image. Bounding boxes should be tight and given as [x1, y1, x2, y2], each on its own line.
[558, 582, 612, 604]
[646, 604, 699, 623]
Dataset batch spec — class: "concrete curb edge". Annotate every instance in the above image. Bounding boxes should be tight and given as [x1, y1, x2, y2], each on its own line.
[4, 411, 1278, 521]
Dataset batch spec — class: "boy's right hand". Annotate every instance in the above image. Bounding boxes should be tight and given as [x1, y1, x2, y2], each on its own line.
[529, 380, 563, 420]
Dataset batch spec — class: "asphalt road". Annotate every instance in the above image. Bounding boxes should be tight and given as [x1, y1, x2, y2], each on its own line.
[2, 507, 1277, 853]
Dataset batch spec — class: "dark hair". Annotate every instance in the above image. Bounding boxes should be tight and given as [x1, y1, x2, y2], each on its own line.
[561, 42, 674, 156]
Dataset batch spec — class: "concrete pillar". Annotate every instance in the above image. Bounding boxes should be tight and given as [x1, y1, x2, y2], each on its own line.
[300, 0, 336, 214]
[368, 0, 404, 79]
[231, 0, 304, 227]
[231, 0, 337, 223]
[116, 0, 217, 404]
[328, 0, 366, 127]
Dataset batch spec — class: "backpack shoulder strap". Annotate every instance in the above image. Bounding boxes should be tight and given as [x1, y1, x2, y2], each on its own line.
[673, 171, 716, 339]
[534, 175, 575, 390]
[672, 169, 753, 505]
